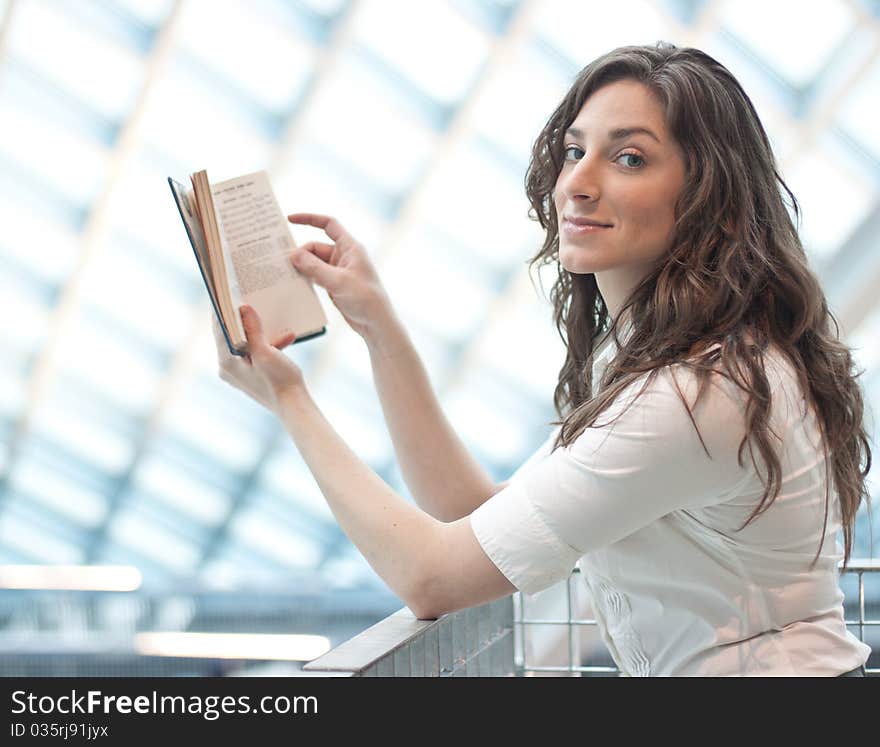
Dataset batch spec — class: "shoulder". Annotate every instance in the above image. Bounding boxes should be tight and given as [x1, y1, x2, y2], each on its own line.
[605, 345, 747, 426]
[567, 342, 759, 472]
[565, 357, 748, 475]
[573, 336, 802, 454]
[658, 340, 811, 464]
[687, 339, 805, 415]
[675, 337, 801, 404]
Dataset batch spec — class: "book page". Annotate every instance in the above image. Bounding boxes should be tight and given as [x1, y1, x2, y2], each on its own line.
[211, 171, 327, 347]
[192, 170, 243, 348]
[169, 178, 218, 301]
[169, 176, 243, 353]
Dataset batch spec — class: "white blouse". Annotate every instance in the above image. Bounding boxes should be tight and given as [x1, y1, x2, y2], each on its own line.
[470, 331, 870, 676]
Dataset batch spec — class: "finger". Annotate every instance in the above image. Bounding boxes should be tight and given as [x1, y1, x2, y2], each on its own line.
[213, 311, 253, 382]
[239, 305, 269, 360]
[290, 245, 341, 290]
[295, 240, 335, 263]
[287, 212, 332, 230]
[287, 213, 351, 244]
[273, 331, 297, 349]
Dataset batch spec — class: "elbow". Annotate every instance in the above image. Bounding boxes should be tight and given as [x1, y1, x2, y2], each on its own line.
[407, 579, 444, 621]
[409, 603, 441, 621]
[406, 565, 453, 621]
[409, 597, 454, 621]
[405, 515, 474, 620]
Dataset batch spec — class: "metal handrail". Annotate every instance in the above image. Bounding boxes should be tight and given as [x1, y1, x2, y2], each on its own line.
[304, 597, 515, 676]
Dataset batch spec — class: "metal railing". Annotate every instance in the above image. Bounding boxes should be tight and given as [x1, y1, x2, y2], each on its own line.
[303, 597, 515, 676]
[514, 561, 879, 676]
[305, 561, 878, 676]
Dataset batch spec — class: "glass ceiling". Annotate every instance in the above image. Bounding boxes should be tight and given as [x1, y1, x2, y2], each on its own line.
[0, 0, 878, 610]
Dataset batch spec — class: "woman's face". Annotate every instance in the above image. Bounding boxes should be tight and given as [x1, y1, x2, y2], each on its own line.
[553, 78, 687, 319]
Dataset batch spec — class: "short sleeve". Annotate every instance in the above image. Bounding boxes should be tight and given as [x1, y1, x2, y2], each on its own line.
[470, 364, 753, 596]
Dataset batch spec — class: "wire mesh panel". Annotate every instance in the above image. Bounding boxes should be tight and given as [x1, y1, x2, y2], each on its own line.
[513, 562, 879, 676]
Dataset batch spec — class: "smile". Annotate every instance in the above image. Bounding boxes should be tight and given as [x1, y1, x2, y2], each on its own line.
[562, 219, 612, 235]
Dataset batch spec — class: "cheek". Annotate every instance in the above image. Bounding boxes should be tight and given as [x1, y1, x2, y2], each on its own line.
[627, 194, 672, 228]
[622, 189, 679, 250]
[552, 181, 563, 214]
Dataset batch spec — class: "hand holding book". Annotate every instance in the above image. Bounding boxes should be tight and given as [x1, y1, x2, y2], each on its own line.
[169, 169, 328, 356]
[213, 304, 305, 416]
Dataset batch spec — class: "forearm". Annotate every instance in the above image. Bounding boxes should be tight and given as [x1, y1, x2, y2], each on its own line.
[363, 305, 498, 522]
[275, 385, 440, 615]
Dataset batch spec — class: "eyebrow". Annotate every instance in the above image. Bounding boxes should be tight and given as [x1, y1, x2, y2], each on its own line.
[564, 126, 661, 144]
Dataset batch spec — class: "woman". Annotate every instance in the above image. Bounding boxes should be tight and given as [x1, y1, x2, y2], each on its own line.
[214, 43, 872, 676]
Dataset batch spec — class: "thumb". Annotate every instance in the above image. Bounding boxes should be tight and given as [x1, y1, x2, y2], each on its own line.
[291, 248, 339, 290]
[239, 305, 270, 360]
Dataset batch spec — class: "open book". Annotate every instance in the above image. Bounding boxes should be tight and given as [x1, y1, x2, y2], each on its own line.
[168, 169, 327, 356]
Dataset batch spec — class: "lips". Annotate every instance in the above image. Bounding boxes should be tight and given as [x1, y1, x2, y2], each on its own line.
[563, 215, 613, 227]
[561, 216, 613, 237]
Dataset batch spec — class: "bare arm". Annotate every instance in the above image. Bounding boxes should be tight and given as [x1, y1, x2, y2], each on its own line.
[214, 307, 515, 618]
[287, 213, 505, 522]
[364, 302, 508, 521]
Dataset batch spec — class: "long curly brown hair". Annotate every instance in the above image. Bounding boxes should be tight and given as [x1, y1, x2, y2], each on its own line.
[525, 42, 872, 569]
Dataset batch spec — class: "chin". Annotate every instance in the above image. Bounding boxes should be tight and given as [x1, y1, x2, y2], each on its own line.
[558, 244, 602, 275]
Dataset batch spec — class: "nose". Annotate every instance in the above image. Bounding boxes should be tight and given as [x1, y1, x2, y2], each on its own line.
[558, 154, 601, 203]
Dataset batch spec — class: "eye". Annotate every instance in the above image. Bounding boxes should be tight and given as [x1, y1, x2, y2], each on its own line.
[615, 151, 645, 169]
[563, 145, 584, 161]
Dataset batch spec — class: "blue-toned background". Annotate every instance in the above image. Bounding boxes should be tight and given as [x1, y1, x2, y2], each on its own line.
[0, 0, 877, 674]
